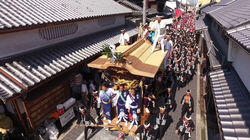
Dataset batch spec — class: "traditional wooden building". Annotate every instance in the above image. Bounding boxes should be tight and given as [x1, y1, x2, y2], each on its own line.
[0, 0, 138, 135]
[196, 0, 250, 139]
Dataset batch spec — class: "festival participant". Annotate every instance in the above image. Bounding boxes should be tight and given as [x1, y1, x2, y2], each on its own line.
[81, 79, 89, 107]
[115, 85, 129, 126]
[138, 23, 143, 39]
[153, 71, 167, 98]
[76, 106, 96, 139]
[154, 105, 169, 139]
[125, 88, 140, 130]
[135, 120, 156, 140]
[151, 16, 167, 54]
[176, 114, 195, 140]
[142, 24, 149, 40]
[143, 80, 156, 114]
[89, 81, 101, 120]
[180, 90, 194, 118]
[119, 29, 130, 46]
[98, 83, 114, 124]
[165, 88, 174, 114]
[161, 35, 173, 68]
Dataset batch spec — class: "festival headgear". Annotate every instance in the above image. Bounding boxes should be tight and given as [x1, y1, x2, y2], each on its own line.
[144, 120, 150, 128]
[186, 90, 191, 94]
[156, 15, 163, 18]
[102, 82, 109, 88]
[79, 106, 86, 112]
[159, 106, 166, 110]
[184, 114, 191, 121]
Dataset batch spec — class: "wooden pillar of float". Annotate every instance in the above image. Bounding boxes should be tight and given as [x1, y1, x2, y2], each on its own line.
[11, 99, 28, 134]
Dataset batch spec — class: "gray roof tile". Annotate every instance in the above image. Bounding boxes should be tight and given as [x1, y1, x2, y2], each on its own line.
[209, 69, 250, 139]
[195, 16, 207, 30]
[0, 0, 132, 30]
[208, 0, 250, 29]
[201, 0, 236, 13]
[0, 26, 138, 102]
[118, 0, 142, 11]
[228, 26, 250, 53]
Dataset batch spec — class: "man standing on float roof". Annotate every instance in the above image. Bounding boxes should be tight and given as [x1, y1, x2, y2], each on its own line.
[98, 83, 113, 124]
[119, 29, 130, 46]
[151, 16, 167, 53]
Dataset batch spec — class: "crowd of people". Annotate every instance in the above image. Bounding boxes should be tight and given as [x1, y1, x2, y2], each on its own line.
[72, 12, 198, 140]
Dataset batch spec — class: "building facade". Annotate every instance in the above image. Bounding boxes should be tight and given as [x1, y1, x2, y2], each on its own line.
[0, 0, 138, 137]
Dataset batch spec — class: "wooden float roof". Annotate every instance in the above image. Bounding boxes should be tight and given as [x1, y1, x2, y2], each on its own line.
[88, 39, 167, 78]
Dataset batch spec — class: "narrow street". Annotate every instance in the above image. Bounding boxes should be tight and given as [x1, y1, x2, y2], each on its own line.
[162, 74, 198, 140]
[60, 68, 200, 140]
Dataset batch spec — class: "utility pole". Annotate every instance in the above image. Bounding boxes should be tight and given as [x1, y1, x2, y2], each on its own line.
[143, 0, 146, 24]
[186, 0, 187, 12]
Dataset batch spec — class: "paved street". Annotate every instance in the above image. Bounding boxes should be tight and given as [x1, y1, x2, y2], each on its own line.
[85, 76, 198, 140]
[59, 68, 199, 140]
[161, 74, 197, 140]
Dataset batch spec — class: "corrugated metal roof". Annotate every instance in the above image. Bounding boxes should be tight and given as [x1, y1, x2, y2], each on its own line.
[207, 0, 250, 29]
[210, 69, 250, 139]
[0, 0, 132, 31]
[0, 26, 138, 102]
[228, 26, 250, 53]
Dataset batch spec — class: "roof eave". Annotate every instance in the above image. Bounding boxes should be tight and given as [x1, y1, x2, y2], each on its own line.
[0, 12, 132, 34]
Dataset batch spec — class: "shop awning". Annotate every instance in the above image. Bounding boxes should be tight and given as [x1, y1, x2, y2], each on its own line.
[209, 69, 250, 140]
[0, 26, 138, 103]
[88, 39, 167, 78]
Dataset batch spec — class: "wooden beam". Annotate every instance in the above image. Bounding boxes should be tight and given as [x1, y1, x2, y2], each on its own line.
[22, 100, 34, 130]
[0, 69, 27, 90]
[11, 99, 28, 134]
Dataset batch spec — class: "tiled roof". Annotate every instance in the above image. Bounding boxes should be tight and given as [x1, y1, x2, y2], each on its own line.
[201, 0, 236, 13]
[208, 0, 250, 29]
[228, 26, 250, 53]
[0, 26, 138, 102]
[118, 0, 142, 11]
[195, 16, 207, 30]
[0, 0, 131, 31]
[210, 69, 250, 140]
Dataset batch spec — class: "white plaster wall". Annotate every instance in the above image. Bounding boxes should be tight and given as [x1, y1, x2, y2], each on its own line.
[210, 21, 229, 57]
[0, 15, 125, 59]
[231, 41, 250, 92]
